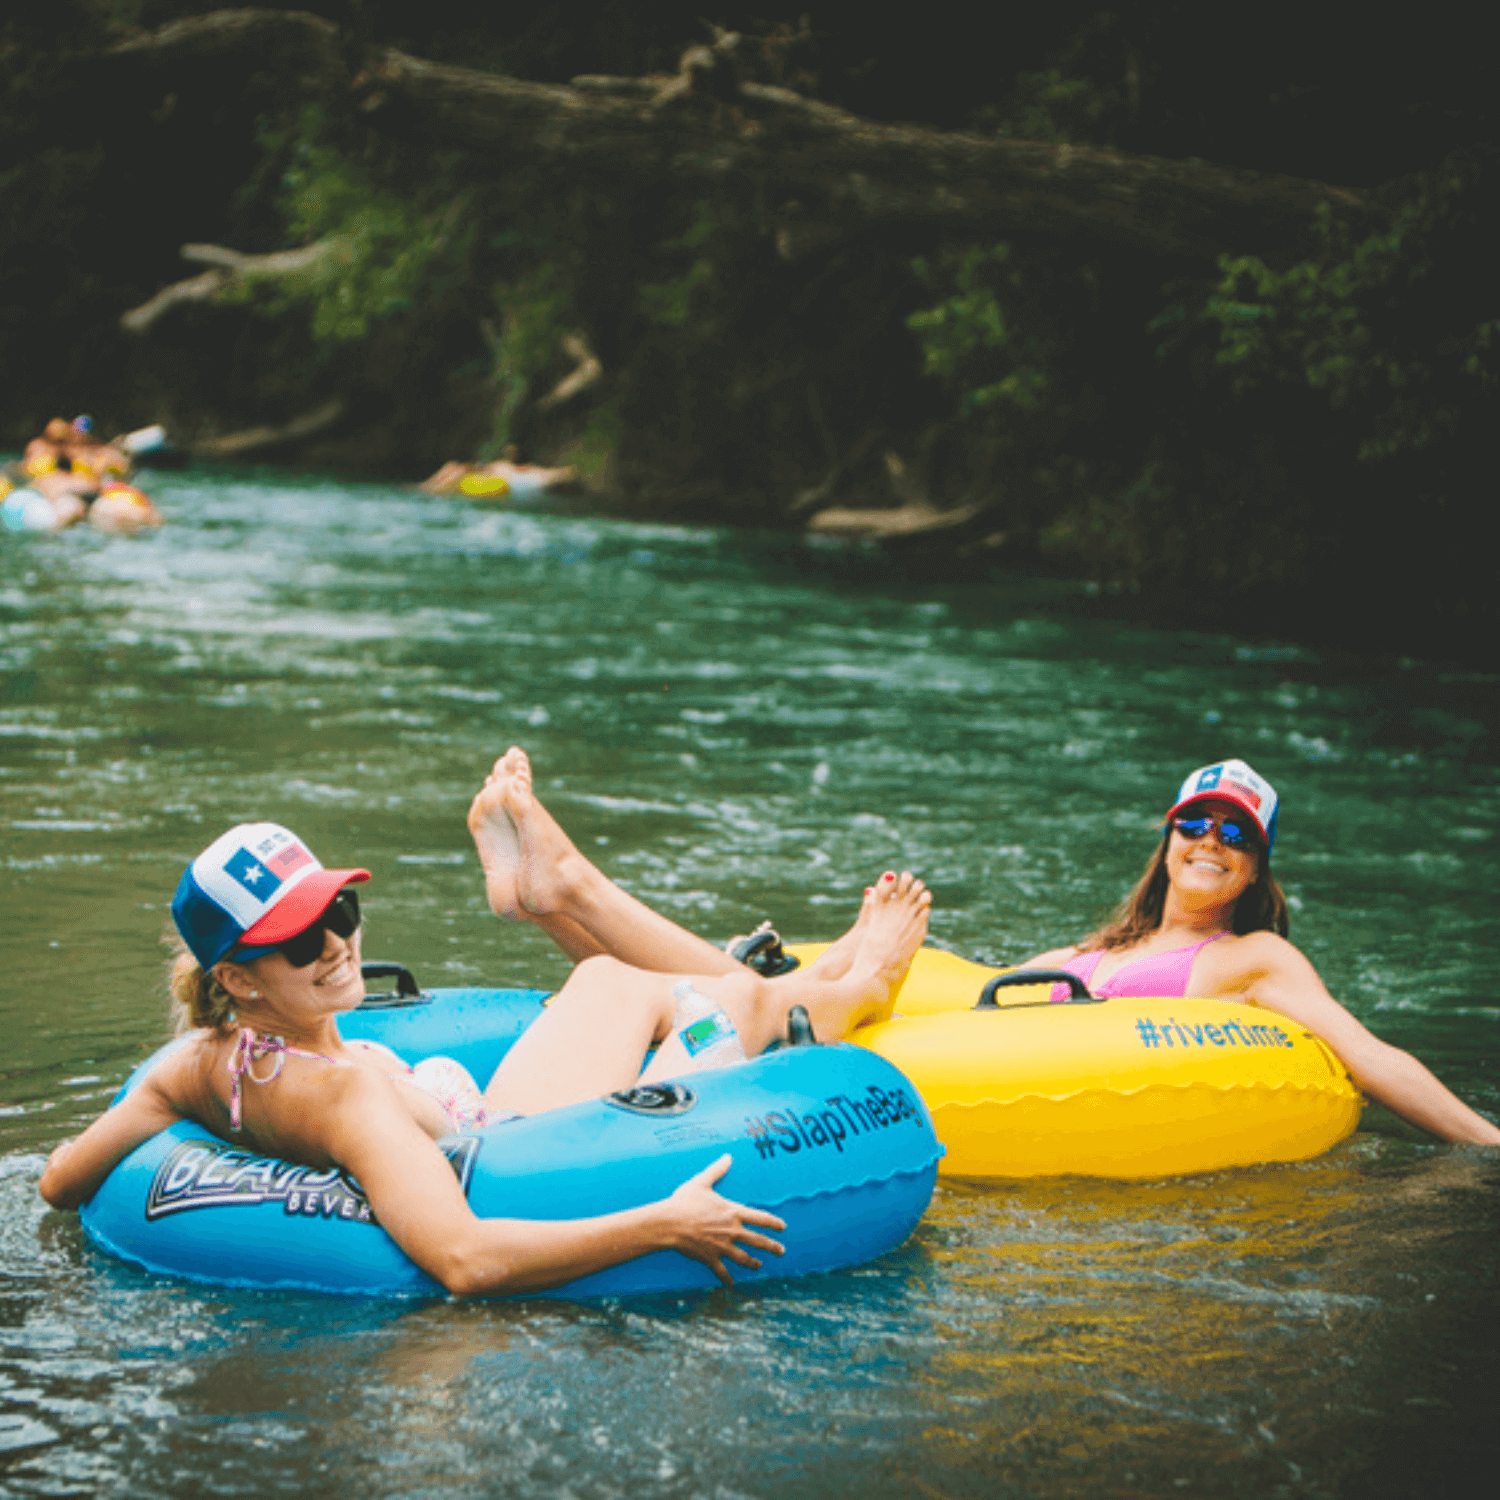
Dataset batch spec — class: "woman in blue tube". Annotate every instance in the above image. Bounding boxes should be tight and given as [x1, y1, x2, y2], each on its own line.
[39, 749, 932, 1296]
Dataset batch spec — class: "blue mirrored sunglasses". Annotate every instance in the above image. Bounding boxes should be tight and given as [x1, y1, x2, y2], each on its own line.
[1170, 814, 1258, 851]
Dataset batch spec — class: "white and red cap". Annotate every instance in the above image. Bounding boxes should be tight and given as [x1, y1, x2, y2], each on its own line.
[171, 822, 370, 968]
[1165, 759, 1280, 851]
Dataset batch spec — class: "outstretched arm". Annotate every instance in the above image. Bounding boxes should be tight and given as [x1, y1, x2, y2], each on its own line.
[1217, 937, 1500, 1145]
[39, 1079, 183, 1208]
[323, 1069, 785, 1296]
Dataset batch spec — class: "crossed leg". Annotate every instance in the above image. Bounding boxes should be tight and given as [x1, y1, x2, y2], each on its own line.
[483, 870, 931, 1117]
[467, 747, 879, 984]
[469, 748, 930, 1116]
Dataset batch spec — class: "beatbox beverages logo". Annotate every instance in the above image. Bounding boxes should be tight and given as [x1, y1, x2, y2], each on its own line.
[145, 1136, 481, 1224]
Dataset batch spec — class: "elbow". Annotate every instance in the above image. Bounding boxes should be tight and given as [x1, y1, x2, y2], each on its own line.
[438, 1258, 485, 1299]
[432, 1239, 512, 1299]
[38, 1163, 85, 1212]
[438, 1256, 510, 1300]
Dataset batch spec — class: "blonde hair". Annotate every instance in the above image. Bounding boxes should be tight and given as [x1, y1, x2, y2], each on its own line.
[166, 934, 240, 1035]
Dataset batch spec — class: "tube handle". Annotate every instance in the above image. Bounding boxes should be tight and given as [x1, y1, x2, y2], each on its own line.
[358, 962, 426, 1007]
[974, 968, 1101, 1010]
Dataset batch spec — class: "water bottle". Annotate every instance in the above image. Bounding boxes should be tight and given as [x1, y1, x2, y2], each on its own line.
[669, 979, 745, 1069]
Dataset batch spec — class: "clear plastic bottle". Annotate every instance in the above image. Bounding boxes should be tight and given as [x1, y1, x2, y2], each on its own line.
[669, 979, 746, 1070]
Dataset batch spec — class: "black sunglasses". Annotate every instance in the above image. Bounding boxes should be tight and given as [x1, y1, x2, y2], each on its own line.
[241, 889, 362, 968]
[1170, 814, 1258, 851]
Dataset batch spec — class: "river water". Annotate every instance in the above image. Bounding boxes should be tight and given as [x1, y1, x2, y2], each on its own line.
[2, 469, 1497, 1497]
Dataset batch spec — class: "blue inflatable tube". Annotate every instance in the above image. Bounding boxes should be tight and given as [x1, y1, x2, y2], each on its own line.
[79, 981, 942, 1299]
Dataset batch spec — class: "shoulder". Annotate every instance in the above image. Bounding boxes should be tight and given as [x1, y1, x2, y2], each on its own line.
[281, 1051, 407, 1129]
[1220, 930, 1310, 967]
[281, 1050, 395, 1108]
[293, 1057, 437, 1169]
[1194, 930, 1322, 994]
[247, 1053, 406, 1165]
[344, 1039, 411, 1072]
[139, 1030, 219, 1101]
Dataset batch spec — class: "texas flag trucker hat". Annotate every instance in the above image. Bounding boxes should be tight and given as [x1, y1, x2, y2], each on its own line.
[1165, 758, 1280, 851]
[171, 823, 370, 969]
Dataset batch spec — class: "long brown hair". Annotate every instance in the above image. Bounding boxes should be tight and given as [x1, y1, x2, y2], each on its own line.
[1080, 830, 1290, 952]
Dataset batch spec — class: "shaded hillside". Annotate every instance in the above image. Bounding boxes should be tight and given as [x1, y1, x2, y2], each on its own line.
[2, 3, 1495, 653]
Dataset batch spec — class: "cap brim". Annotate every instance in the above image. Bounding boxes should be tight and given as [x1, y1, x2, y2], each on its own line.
[239, 868, 370, 945]
[1165, 791, 1269, 844]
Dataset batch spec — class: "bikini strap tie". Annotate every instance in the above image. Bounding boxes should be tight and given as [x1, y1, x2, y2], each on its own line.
[227, 1027, 337, 1132]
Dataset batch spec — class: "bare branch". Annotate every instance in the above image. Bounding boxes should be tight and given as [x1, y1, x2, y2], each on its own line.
[99, 7, 339, 66]
[121, 239, 338, 333]
[807, 503, 983, 539]
[180, 241, 337, 274]
[536, 333, 603, 410]
[191, 398, 346, 459]
[121, 268, 231, 334]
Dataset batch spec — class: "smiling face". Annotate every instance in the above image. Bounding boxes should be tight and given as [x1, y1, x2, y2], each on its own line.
[1164, 796, 1261, 911]
[217, 922, 366, 1035]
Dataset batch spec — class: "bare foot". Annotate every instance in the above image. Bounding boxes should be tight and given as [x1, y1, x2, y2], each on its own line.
[467, 748, 592, 919]
[850, 871, 931, 990]
[798, 881, 881, 981]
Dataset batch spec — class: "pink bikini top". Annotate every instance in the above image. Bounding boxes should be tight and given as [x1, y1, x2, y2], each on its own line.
[224, 1028, 500, 1133]
[1055, 932, 1228, 1000]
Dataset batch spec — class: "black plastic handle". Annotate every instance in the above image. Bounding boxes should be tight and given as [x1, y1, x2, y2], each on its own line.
[358, 962, 428, 1008]
[785, 1004, 817, 1047]
[974, 968, 1101, 1010]
[728, 928, 802, 977]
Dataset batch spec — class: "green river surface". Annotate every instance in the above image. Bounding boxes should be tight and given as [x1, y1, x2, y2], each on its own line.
[2, 468, 1498, 1497]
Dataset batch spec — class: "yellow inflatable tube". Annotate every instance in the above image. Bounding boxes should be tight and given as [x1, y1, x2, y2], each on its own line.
[786, 944, 1363, 1180]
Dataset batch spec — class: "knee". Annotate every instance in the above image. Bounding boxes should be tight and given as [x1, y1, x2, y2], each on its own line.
[555, 955, 674, 1025]
[552, 954, 632, 1009]
[573, 953, 628, 985]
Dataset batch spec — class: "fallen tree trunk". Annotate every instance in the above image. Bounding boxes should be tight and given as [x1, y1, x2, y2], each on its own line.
[89, 8, 1386, 265]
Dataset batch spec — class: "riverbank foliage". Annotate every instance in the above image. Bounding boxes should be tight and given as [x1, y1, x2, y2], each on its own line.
[2, 2, 1495, 652]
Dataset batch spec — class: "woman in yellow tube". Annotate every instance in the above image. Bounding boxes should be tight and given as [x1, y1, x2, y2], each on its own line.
[1012, 758, 1499, 1144]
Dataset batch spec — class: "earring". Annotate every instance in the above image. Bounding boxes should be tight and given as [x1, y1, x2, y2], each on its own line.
[250, 991, 259, 998]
